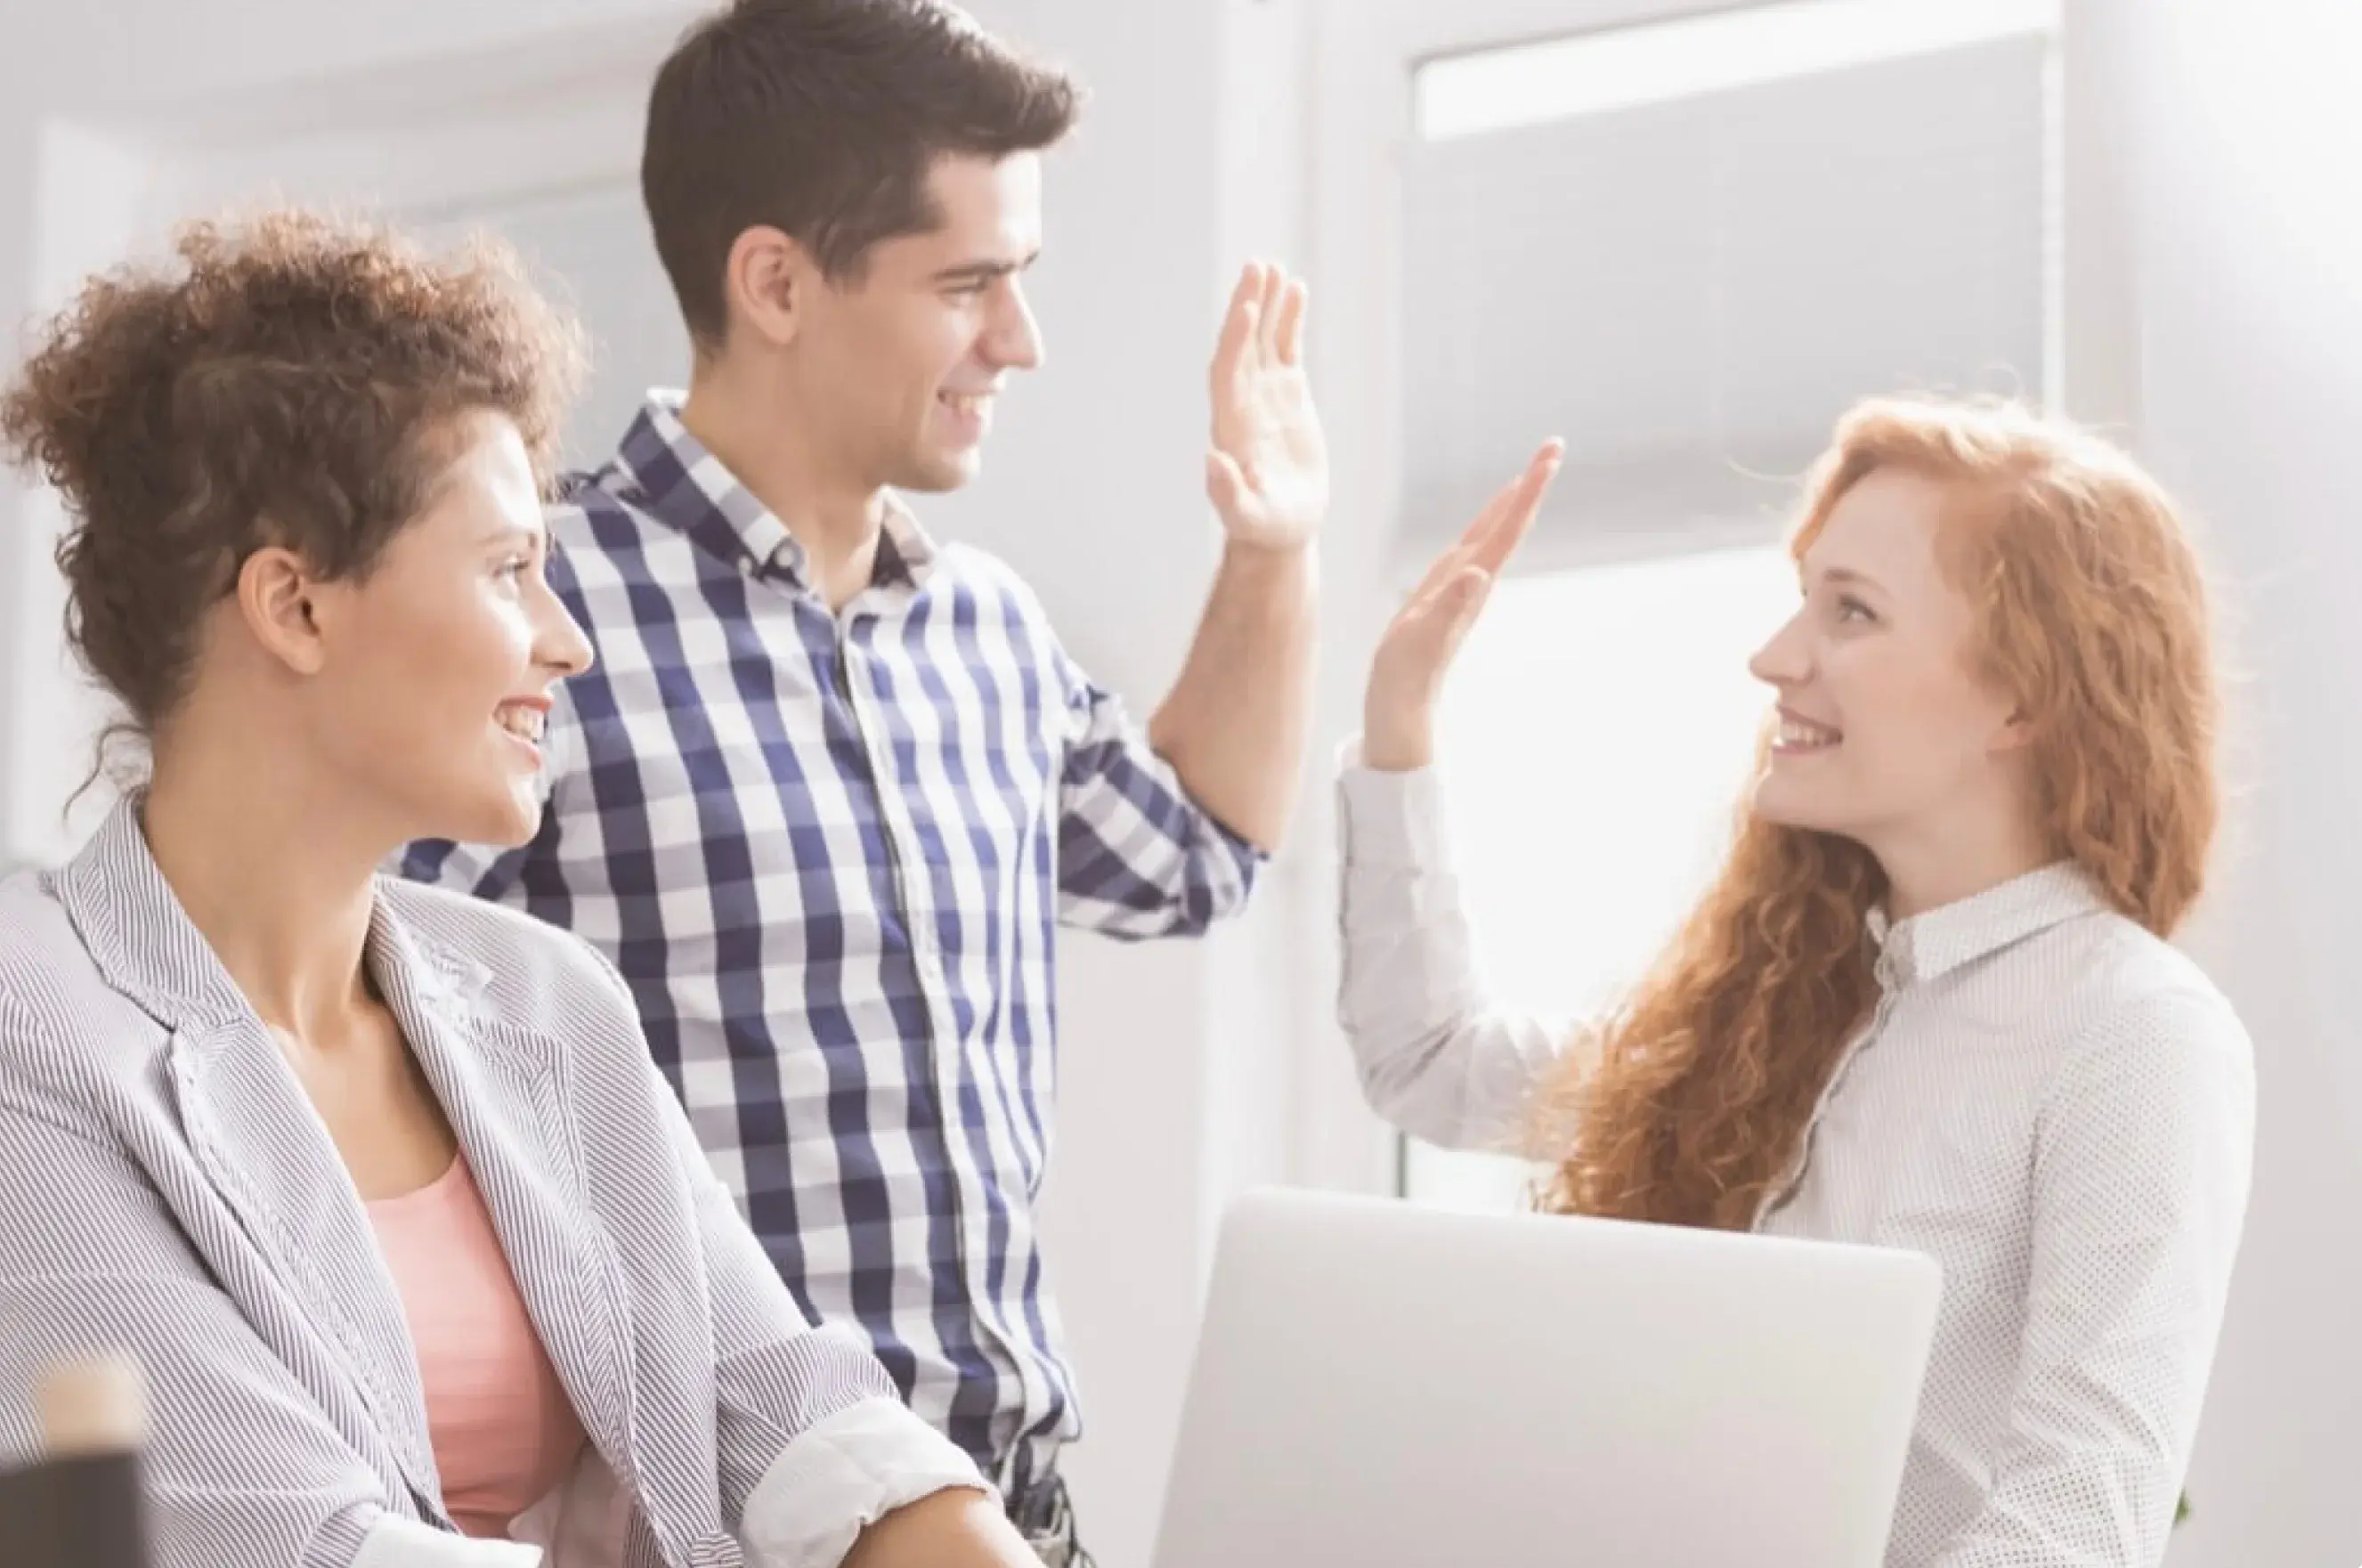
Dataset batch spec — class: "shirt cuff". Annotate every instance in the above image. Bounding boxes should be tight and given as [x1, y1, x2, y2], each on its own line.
[1335, 737, 1452, 872]
[351, 1515, 542, 1568]
[737, 1397, 994, 1568]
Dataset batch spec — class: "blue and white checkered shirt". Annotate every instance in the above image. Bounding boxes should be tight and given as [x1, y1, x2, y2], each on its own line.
[402, 394, 1260, 1497]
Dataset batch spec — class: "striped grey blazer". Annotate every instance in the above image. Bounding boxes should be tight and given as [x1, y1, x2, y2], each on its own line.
[0, 802, 984, 1568]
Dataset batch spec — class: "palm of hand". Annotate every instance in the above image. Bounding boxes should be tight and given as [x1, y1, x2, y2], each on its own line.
[1206, 263, 1330, 549]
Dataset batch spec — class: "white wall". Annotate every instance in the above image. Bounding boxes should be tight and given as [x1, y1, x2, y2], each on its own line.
[2099, 2, 2362, 1561]
[2, 118, 159, 867]
[0, 97, 43, 874]
[0, 1, 716, 868]
[0, 2, 1323, 1563]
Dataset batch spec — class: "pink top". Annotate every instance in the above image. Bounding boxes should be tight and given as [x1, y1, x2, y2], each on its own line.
[367, 1157, 588, 1540]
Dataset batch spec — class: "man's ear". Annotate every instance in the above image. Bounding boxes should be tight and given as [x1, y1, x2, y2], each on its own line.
[722, 224, 816, 352]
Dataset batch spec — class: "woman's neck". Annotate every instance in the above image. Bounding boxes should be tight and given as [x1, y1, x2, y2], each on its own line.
[1870, 807, 2056, 923]
[140, 720, 387, 1043]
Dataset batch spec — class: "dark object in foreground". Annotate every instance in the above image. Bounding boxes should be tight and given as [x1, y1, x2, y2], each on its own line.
[0, 1354, 153, 1568]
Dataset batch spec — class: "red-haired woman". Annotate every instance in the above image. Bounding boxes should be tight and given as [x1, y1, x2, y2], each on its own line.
[1340, 400, 2253, 1568]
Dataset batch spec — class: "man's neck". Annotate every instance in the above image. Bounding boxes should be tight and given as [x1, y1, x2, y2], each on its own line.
[679, 368, 886, 611]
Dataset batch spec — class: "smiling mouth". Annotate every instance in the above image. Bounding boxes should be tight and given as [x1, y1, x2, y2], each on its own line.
[495, 705, 547, 744]
[1771, 714, 1842, 752]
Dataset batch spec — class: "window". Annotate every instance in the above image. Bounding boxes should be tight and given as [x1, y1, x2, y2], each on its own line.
[1394, 0, 2055, 575]
[1416, 0, 2058, 142]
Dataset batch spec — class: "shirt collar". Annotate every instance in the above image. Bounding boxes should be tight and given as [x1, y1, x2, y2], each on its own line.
[1866, 861, 2110, 989]
[605, 391, 938, 591]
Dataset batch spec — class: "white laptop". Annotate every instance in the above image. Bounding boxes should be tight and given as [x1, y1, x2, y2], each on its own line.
[1152, 1189, 1940, 1568]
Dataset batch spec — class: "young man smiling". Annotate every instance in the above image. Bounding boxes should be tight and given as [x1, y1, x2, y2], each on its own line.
[404, 2, 1327, 1560]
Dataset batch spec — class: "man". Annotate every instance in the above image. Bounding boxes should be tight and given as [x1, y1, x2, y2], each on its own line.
[402, 1, 1326, 1560]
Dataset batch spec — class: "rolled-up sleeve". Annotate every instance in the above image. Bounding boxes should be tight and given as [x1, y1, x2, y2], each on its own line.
[1054, 654, 1261, 939]
[736, 1399, 992, 1568]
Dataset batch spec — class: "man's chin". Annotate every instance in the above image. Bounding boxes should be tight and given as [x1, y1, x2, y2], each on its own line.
[895, 446, 984, 495]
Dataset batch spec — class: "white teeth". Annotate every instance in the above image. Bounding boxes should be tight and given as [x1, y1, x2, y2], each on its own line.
[941, 392, 990, 415]
[498, 708, 545, 743]
[1776, 717, 1840, 749]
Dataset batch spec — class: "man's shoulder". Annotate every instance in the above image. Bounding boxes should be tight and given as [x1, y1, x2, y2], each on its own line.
[548, 466, 663, 553]
[538, 470, 705, 653]
[926, 540, 1059, 632]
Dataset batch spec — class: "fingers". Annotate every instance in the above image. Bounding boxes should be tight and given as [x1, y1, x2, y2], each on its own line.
[1272, 277, 1309, 367]
[1420, 563, 1493, 642]
[1408, 524, 1485, 603]
[1404, 566, 1493, 667]
[1255, 265, 1287, 360]
[1213, 264, 1262, 385]
[1217, 261, 1312, 378]
[1369, 563, 1496, 745]
[1467, 439, 1565, 575]
[1368, 557, 1498, 770]
[1405, 477, 1521, 600]
[1447, 565, 1496, 647]
[1407, 439, 1566, 602]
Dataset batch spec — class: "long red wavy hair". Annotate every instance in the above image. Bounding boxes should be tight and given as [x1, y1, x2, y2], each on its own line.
[1532, 397, 2221, 1231]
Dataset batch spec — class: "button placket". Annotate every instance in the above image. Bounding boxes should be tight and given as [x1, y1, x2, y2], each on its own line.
[1756, 970, 1902, 1227]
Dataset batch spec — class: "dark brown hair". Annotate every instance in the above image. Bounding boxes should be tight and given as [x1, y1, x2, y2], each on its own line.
[0, 209, 584, 762]
[643, 0, 1081, 348]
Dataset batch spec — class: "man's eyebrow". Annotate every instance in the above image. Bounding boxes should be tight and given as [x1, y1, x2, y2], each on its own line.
[929, 249, 1043, 285]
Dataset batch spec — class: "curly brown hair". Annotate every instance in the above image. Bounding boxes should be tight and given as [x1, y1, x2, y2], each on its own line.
[1534, 397, 2221, 1231]
[0, 209, 585, 761]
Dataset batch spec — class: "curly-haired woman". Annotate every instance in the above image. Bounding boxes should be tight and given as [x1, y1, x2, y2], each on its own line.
[0, 212, 1038, 1568]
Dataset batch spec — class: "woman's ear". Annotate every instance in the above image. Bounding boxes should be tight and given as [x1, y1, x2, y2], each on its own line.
[235, 545, 330, 677]
[1993, 701, 2041, 755]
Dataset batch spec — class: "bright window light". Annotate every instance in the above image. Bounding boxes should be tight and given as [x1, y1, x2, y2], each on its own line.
[1403, 543, 1798, 1213]
[1416, 0, 2060, 142]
